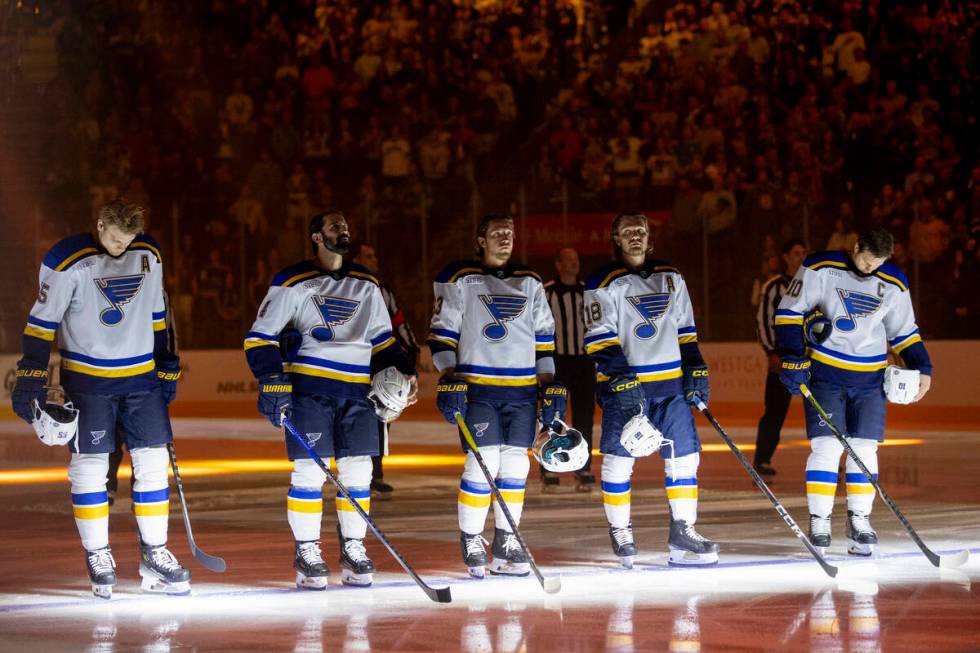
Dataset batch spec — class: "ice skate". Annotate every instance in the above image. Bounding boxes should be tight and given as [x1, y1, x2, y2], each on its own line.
[85, 546, 116, 600]
[139, 543, 191, 595]
[575, 470, 596, 493]
[337, 525, 374, 587]
[667, 520, 719, 566]
[460, 532, 489, 578]
[846, 511, 877, 556]
[809, 514, 832, 555]
[294, 540, 330, 590]
[488, 527, 530, 577]
[370, 479, 394, 502]
[541, 471, 560, 493]
[609, 523, 637, 569]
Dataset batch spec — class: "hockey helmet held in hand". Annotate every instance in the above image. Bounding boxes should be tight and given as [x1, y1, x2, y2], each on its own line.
[31, 388, 79, 447]
[368, 367, 415, 423]
[532, 420, 589, 472]
[883, 364, 920, 404]
[619, 412, 668, 457]
[804, 310, 833, 345]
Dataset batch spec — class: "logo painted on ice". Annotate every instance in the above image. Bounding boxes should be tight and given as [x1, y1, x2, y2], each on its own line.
[478, 294, 527, 341]
[310, 296, 360, 341]
[627, 293, 671, 339]
[305, 432, 322, 445]
[90, 430, 107, 446]
[95, 274, 145, 326]
[833, 289, 881, 332]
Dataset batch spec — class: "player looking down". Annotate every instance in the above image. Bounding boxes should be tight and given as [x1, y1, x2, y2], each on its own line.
[583, 212, 719, 567]
[428, 214, 561, 578]
[245, 211, 417, 589]
[775, 228, 932, 556]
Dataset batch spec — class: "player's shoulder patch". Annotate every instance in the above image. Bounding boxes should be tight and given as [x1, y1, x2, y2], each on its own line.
[435, 259, 482, 284]
[346, 262, 381, 287]
[874, 261, 909, 292]
[42, 233, 100, 271]
[585, 262, 630, 291]
[129, 233, 163, 263]
[509, 263, 543, 283]
[803, 250, 847, 272]
[272, 260, 323, 287]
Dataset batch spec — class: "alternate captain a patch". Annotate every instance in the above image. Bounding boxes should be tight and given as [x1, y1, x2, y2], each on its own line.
[627, 293, 671, 339]
[834, 289, 882, 332]
[310, 296, 360, 341]
[95, 275, 145, 326]
[479, 294, 527, 341]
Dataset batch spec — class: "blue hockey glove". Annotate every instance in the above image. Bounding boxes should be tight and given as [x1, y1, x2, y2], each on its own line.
[11, 366, 48, 424]
[608, 374, 644, 422]
[156, 360, 181, 406]
[258, 373, 292, 427]
[779, 356, 811, 395]
[435, 374, 468, 424]
[538, 382, 568, 427]
[682, 364, 710, 406]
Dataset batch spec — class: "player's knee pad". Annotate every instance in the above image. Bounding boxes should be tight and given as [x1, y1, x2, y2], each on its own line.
[808, 436, 844, 468]
[336, 455, 372, 488]
[498, 445, 530, 481]
[291, 458, 327, 489]
[131, 446, 169, 491]
[601, 454, 635, 484]
[845, 438, 878, 468]
[666, 452, 699, 479]
[68, 453, 110, 492]
[463, 445, 500, 484]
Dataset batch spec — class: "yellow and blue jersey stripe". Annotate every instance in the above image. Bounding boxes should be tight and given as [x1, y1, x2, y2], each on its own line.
[889, 329, 922, 354]
[24, 315, 58, 341]
[808, 343, 888, 372]
[284, 355, 372, 385]
[455, 364, 537, 387]
[60, 350, 156, 378]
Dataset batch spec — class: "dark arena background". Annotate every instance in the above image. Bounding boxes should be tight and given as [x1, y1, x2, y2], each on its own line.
[1, 1, 978, 651]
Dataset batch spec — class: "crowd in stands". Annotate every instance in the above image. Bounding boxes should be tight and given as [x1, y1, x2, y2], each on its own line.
[4, 0, 978, 348]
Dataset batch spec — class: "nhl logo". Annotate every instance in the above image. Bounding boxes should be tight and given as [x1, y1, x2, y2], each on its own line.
[90, 430, 107, 446]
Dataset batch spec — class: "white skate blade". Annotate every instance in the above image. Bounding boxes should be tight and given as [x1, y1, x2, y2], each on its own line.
[939, 550, 970, 569]
[847, 538, 875, 557]
[668, 547, 719, 567]
[467, 566, 486, 579]
[542, 575, 562, 594]
[341, 568, 373, 587]
[295, 571, 328, 590]
[91, 583, 113, 600]
[140, 571, 190, 596]
[618, 555, 635, 570]
[488, 558, 531, 577]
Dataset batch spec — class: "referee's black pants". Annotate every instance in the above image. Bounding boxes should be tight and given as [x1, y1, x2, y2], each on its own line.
[754, 371, 792, 466]
[541, 355, 597, 474]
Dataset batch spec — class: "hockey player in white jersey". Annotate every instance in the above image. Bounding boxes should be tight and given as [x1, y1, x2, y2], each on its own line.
[775, 228, 932, 556]
[428, 214, 561, 578]
[584, 212, 719, 567]
[245, 211, 417, 589]
[10, 200, 189, 598]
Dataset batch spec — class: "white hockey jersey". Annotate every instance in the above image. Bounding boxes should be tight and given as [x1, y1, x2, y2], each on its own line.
[245, 260, 412, 398]
[427, 260, 555, 401]
[775, 251, 932, 387]
[583, 259, 705, 397]
[20, 233, 172, 394]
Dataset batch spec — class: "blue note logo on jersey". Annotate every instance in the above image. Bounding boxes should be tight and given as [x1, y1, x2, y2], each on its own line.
[834, 289, 882, 332]
[95, 274, 145, 326]
[627, 293, 671, 339]
[479, 294, 527, 341]
[310, 296, 360, 341]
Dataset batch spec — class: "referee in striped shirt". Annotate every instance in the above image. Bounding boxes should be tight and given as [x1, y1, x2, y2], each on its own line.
[754, 239, 807, 476]
[541, 247, 596, 491]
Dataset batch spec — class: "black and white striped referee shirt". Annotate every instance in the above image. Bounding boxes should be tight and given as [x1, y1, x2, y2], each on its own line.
[545, 279, 586, 356]
[757, 273, 791, 354]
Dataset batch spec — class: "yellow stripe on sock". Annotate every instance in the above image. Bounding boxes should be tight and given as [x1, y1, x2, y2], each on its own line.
[287, 498, 323, 513]
[335, 498, 370, 512]
[846, 484, 876, 495]
[602, 492, 631, 506]
[73, 504, 109, 520]
[133, 501, 170, 517]
[665, 487, 698, 500]
[806, 482, 838, 496]
[457, 491, 492, 508]
[499, 489, 525, 504]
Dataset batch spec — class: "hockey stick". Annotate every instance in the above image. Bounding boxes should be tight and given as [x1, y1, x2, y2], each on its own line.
[281, 413, 452, 603]
[693, 400, 838, 577]
[166, 443, 226, 572]
[454, 412, 561, 594]
[800, 384, 969, 568]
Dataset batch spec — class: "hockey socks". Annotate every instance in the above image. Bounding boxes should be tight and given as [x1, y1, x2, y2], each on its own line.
[805, 436, 843, 518]
[601, 455, 634, 529]
[131, 447, 170, 546]
[665, 453, 700, 525]
[287, 459, 327, 542]
[69, 454, 110, 551]
[335, 456, 372, 540]
[457, 447, 499, 535]
[492, 446, 529, 531]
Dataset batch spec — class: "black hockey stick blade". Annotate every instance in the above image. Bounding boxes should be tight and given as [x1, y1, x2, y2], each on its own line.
[282, 414, 452, 603]
[167, 443, 226, 572]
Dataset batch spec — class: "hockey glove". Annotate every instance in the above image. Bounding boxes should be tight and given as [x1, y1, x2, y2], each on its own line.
[156, 360, 181, 406]
[435, 374, 468, 424]
[682, 364, 710, 406]
[538, 382, 568, 427]
[607, 374, 644, 422]
[258, 373, 292, 427]
[11, 366, 48, 424]
[778, 356, 810, 395]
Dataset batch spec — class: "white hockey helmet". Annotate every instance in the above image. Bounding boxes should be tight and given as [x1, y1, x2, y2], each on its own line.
[31, 388, 79, 447]
[883, 364, 920, 404]
[532, 420, 589, 472]
[368, 367, 414, 423]
[619, 413, 667, 457]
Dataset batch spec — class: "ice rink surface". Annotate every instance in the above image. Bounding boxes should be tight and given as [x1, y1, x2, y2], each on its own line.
[1, 418, 978, 652]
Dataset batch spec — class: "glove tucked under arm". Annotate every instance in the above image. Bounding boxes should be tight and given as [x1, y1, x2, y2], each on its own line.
[435, 374, 468, 424]
[258, 373, 292, 427]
